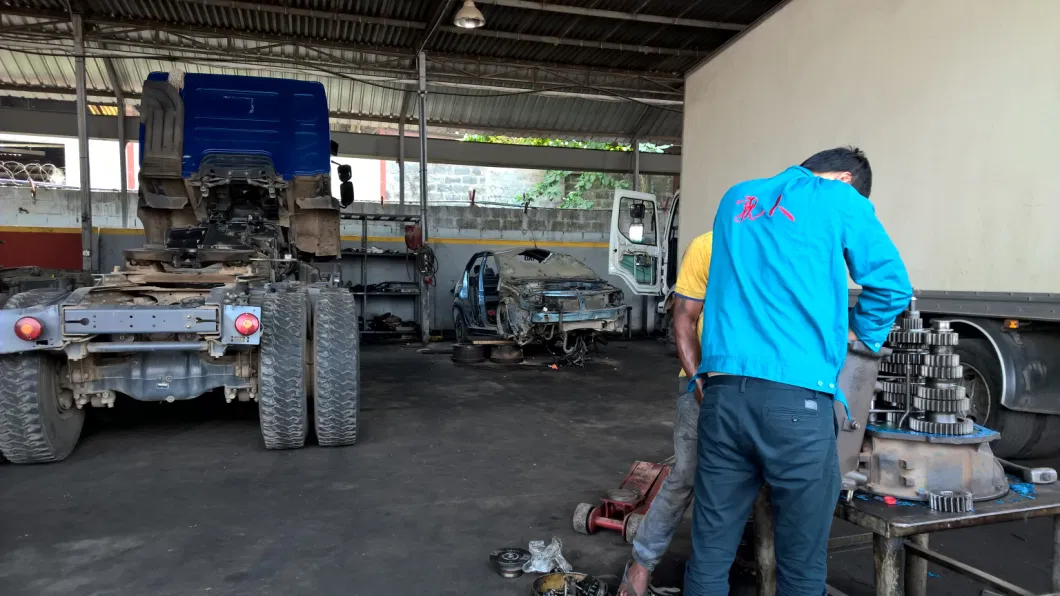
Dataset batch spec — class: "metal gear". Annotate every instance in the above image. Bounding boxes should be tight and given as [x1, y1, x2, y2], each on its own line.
[908, 415, 975, 435]
[914, 384, 966, 400]
[922, 353, 960, 367]
[925, 332, 959, 346]
[887, 330, 926, 344]
[918, 365, 964, 379]
[880, 362, 918, 375]
[879, 380, 919, 394]
[879, 391, 911, 405]
[928, 490, 973, 513]
[884, 352, 926, 365]
[913, 396, 971, 414]
[899, 317, 924, 330]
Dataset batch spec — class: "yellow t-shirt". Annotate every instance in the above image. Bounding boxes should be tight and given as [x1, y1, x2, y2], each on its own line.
[673, 232, 712, 377]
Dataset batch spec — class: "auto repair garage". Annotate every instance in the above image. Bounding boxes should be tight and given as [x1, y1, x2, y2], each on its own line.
[1, 0, 1060, 594]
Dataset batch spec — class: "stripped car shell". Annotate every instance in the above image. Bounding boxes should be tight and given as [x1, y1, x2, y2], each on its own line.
[454, 248, 626, 364]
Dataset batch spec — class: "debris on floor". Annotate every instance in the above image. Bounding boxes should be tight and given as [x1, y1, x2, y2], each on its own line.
[490, 547, 531, 578]
[524, 537, 572, 574]
[531, 572, 608, 596]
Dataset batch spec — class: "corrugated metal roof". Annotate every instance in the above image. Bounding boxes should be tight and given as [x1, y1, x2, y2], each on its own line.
[0, 0, 786, 141]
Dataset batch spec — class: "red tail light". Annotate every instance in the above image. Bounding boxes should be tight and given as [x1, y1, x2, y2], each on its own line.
[234, 313, 260, 336]
[14, 317, 43, 341]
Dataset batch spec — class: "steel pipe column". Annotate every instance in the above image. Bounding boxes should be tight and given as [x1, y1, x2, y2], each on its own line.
[417, 51, 430, 344]
[73, 13, 93, 270]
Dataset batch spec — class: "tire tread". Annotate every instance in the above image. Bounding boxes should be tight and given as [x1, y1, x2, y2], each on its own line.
[313, 291, 360, 446]
[258, 292, 308, 450]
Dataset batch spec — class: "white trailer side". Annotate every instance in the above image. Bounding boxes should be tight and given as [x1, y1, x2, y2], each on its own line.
[678, 0, 1060, 457]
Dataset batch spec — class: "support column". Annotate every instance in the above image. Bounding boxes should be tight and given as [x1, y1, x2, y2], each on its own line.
[417, 53, 429, 241]
[73, 13, 93, 271]
[398, 117, 406, 206]
[905, 534, 928, 596]
[417, 52, 431, 345]
[104, 58, 129, 228]
[873, 535, 903, 596]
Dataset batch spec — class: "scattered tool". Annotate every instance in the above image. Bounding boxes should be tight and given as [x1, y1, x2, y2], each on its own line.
[489, 547, 531, 578]
[572, 461, 670, 543]
[998, 458, 1058, 484]
[531, 572, 607, 596]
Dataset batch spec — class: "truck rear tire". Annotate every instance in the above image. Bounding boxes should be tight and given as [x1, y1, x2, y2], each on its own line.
[957, 338, 1060, 458]
[0, 353, 84, 464]
[312, 291, 360, 446]
[258, 292, 309, 450]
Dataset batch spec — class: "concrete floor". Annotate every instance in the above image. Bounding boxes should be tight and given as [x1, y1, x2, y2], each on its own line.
[0, 340, 1056, 595]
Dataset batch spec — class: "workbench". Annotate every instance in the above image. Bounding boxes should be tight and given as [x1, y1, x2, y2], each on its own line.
[753, 480, 1060, 596]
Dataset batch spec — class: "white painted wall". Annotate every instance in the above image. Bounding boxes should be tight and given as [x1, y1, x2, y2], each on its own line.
[0, 133, 139, 190]
[680, 0, 1060, 293]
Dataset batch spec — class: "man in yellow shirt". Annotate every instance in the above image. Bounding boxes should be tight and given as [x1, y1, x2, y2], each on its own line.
[620, 231, 712, 596]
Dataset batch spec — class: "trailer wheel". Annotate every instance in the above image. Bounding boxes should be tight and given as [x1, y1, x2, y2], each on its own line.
[957, 338, 1060, 458]
[258, 292, 308, 450]
[0, 353, 84, 464]
[312, 291, 360, 447]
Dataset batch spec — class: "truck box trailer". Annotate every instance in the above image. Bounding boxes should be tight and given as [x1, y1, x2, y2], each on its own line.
[670, 0, 1060, 458]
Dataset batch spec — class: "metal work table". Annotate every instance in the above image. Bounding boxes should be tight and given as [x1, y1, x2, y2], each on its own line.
[754, 481, 1060, 596]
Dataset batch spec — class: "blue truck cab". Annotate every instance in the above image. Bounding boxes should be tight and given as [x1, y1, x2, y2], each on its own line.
[0, 72, 361, 463]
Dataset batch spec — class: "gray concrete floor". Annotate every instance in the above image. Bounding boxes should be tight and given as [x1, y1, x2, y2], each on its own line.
[0, 341, 1055, 595]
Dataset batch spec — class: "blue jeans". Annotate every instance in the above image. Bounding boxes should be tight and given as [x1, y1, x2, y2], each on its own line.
[685, 376, 840, 596]
[631, 377, 699, 571]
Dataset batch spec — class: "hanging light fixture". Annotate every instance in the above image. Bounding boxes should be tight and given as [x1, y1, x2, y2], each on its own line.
[453, 0, 486, 29]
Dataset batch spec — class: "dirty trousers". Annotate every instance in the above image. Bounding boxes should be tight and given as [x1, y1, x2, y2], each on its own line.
[684, 376, 840, 596]
[630, 377, 699, 571]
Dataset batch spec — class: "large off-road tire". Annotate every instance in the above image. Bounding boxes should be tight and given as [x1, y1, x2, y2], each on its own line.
[0, 352, 83, 464]
[312, 291, 360, 447]
[258, 291, 309, 450]
[957, 338, 1060, 458]
[5, 288, 64, 309]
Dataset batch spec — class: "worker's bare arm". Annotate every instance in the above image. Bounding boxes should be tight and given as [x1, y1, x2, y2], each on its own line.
[673, 295, 705, 402]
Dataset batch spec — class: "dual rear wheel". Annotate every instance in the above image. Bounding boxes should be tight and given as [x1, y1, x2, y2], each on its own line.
[258, 290, 360, 450]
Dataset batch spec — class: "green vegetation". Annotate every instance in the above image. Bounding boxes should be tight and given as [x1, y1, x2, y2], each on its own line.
[462, 134, 667, 209]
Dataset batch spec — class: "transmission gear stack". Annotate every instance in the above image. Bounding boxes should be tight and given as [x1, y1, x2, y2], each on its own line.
[850, 297, 1009, 508]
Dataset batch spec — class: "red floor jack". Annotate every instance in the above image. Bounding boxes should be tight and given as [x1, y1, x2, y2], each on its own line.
[572, 460, 672, 543]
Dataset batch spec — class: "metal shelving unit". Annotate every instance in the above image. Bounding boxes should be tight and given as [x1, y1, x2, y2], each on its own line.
[340, 212, 425, 339]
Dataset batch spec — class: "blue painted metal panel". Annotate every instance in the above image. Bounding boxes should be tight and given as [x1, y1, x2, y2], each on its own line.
[140, 72, 330, 180]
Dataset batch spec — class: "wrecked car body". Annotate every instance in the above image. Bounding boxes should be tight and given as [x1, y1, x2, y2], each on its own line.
[452, 248, 626, 363]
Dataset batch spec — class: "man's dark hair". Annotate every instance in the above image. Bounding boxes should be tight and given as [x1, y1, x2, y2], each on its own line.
[800, 146, 872, 198]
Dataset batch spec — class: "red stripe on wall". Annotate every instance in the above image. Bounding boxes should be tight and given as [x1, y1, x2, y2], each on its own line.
[0, 230, 82, 269]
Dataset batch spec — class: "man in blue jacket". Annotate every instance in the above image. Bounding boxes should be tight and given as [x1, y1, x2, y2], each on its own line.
[684, 147, 912, 595]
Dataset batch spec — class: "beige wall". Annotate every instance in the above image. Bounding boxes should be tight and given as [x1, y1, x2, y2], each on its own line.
[680, 0, 1060, 292]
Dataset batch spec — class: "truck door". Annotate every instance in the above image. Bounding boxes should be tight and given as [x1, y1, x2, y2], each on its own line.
[609, 189, 663, 296]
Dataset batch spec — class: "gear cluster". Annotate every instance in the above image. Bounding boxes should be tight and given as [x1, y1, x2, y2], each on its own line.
[873, 298, 975, 435]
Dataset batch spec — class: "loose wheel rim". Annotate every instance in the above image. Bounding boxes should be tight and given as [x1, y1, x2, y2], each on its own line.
[960, 363, 991, 425]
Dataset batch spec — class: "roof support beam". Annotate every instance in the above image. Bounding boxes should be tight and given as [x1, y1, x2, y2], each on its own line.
[475, 0, 745, 31]
[438, 25, 704, 56]
[0, 10, 686, 84]
[418, 0, 455, 52]
[0, 6, 700, 58]
[172, 0, 426, 30]
[0, 106, 680, 174]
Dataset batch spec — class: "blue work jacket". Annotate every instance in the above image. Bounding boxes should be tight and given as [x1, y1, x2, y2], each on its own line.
[694, 166, 913, 402]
